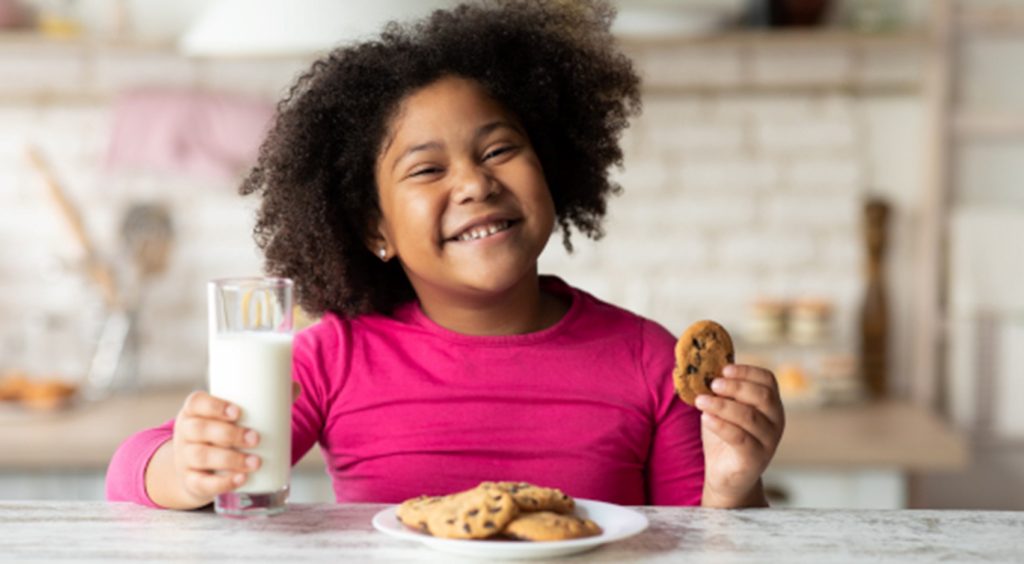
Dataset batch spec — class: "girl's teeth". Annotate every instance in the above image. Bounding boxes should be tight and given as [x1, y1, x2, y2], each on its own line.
[457, 221, 509, 242]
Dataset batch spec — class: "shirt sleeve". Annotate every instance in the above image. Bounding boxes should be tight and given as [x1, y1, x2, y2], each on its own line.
[641, 319, 705, 506]
[290, 326, 327, 466]
[105, 418, 174, 507]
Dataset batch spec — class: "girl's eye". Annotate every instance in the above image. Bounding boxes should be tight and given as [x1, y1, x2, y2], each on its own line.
[483, 146, 515, 160]
[410, 166, 442, 178]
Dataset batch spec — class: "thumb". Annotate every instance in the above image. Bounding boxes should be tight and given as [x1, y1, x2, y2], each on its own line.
[291, 381, 302, 404]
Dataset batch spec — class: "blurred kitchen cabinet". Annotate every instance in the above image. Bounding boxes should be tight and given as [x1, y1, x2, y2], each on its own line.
[767, 400, 966, 508]
[909, 0, 1024, 508]
[764, 468, 905, 509]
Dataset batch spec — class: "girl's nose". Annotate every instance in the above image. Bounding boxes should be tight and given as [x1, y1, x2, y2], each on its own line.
[450, 164, 498, 204]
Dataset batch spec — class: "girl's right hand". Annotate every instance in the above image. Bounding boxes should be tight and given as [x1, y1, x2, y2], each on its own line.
[171, 391, 261, 504]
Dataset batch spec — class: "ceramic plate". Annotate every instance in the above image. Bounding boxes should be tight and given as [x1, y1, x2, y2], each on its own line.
[372, 498, 649, 560]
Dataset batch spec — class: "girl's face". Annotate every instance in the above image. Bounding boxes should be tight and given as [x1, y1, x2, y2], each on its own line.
[373, 76, 555, 304]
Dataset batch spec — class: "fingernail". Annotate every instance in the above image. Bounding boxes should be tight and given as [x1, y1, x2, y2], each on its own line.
[246, 455, 260, 470]
[244, 430, 259, 446]
[711, 378, 726, 393]
[696, 395, 711, 409]
[722, 365, 737, 377]
[225, 405, 239, 419]
[233, 473, 246, 485]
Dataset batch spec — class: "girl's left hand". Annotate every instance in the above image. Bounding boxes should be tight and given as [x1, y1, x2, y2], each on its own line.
[696, 364, 785, 508]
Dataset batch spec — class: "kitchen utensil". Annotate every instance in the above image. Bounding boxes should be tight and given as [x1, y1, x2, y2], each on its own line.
[120, 203, 173, 277]
[86, 203, 175, 397]
[25, 145, 120, 309]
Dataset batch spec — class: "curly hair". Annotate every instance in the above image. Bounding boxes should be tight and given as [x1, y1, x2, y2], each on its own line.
[240, 0, 641, 317]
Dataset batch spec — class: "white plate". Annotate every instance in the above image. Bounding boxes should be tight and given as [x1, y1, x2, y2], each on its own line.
[372, 498, 649, 560]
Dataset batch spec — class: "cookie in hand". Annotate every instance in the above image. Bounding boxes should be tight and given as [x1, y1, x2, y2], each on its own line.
[673, 320, 735, 406]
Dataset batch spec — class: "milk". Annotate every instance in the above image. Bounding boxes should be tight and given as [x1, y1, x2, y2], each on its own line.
[208, 331, 292, 493]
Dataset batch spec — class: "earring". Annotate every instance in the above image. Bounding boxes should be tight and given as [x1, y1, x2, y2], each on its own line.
[378, 248, 387, 259]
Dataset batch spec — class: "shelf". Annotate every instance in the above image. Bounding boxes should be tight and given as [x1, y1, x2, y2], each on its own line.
[617, 28, 930, 49]
[958, 5, 1024, 35]
[1, 28, 930, 55]
[955, 112, 1024, 138]
[0, 31, 175, 52]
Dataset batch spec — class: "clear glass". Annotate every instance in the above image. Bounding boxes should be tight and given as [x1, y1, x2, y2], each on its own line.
[207, 277, 293, 517]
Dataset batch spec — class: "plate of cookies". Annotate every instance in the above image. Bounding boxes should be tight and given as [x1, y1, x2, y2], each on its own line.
[372, 481, 649, 560]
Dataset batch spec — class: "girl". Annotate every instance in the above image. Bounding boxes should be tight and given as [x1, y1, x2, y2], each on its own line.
[107, 0, 784, 510]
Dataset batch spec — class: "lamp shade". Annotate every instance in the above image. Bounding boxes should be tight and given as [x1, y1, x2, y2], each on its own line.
[180, 0, 457, 57]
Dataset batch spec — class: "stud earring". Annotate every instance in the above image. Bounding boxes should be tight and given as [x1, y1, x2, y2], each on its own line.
[378, 248, 387, 259]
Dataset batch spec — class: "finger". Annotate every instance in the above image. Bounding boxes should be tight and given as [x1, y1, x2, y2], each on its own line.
[722, 365, 778, 392]
[181, 443, 260, 474]
[184, 469, 248, 499]
[710, 377, 784, 427]
[183, 390, 241, 421]
[696, 395, 776, 450]
[701, 412, 763, 452]
[179, 417, 259, 449]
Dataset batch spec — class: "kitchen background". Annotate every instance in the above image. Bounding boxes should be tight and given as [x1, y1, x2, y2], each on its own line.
[0, 0, 1021, 509]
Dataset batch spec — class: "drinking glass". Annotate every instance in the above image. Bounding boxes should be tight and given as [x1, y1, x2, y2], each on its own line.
[207, 277, 293, 517]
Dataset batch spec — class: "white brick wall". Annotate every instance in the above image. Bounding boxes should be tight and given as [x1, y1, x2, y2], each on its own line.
[0, 39, 925, 392]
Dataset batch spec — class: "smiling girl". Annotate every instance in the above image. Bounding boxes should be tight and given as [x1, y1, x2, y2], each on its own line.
[107, 0, 784, 510]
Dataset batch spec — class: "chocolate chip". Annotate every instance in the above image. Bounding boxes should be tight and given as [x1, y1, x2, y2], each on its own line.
[687, 364, 698, 374]
[727, 352, 735, 364]
[693, 337, 702, 349]
[484, 521, 495, 529]
[467, 508, 479, 516]
[463, 523, 471, 533]
[492, 495, 502, 501]
[488, 506, 501, 513]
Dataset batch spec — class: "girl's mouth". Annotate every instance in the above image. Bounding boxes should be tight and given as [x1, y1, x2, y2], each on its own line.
[447, 219, 517, 243]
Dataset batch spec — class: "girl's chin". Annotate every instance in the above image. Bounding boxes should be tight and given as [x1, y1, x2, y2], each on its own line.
[452, 265, 539, 294]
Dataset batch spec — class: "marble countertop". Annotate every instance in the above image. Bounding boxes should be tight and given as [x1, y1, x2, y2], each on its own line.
[1, 502, 1021, 563]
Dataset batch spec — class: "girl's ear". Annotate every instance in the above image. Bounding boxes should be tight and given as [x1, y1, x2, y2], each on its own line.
[365, 216, 392, 262]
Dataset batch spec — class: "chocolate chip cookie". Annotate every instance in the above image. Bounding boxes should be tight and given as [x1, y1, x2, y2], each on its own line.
[422, 485, 520, 539]
[673, 320, 735, 406]
[478, 481, 575, 514]
[502, 511, 603, 541]
[396, 494, 444, 533]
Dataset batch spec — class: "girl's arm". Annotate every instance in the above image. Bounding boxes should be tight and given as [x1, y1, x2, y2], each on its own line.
[105, 418, 176, 507]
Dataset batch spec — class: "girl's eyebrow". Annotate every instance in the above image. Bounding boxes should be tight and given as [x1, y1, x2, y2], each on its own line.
[390, 120, 523, 174]
[391, 141, 444, 173]
[475, 120, 522, 139]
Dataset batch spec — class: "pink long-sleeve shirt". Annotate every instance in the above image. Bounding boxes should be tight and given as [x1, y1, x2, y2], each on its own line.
[106, 276, 704, 507]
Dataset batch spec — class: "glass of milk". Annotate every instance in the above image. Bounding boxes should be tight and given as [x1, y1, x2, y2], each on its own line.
[207, 277, 293, 517]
